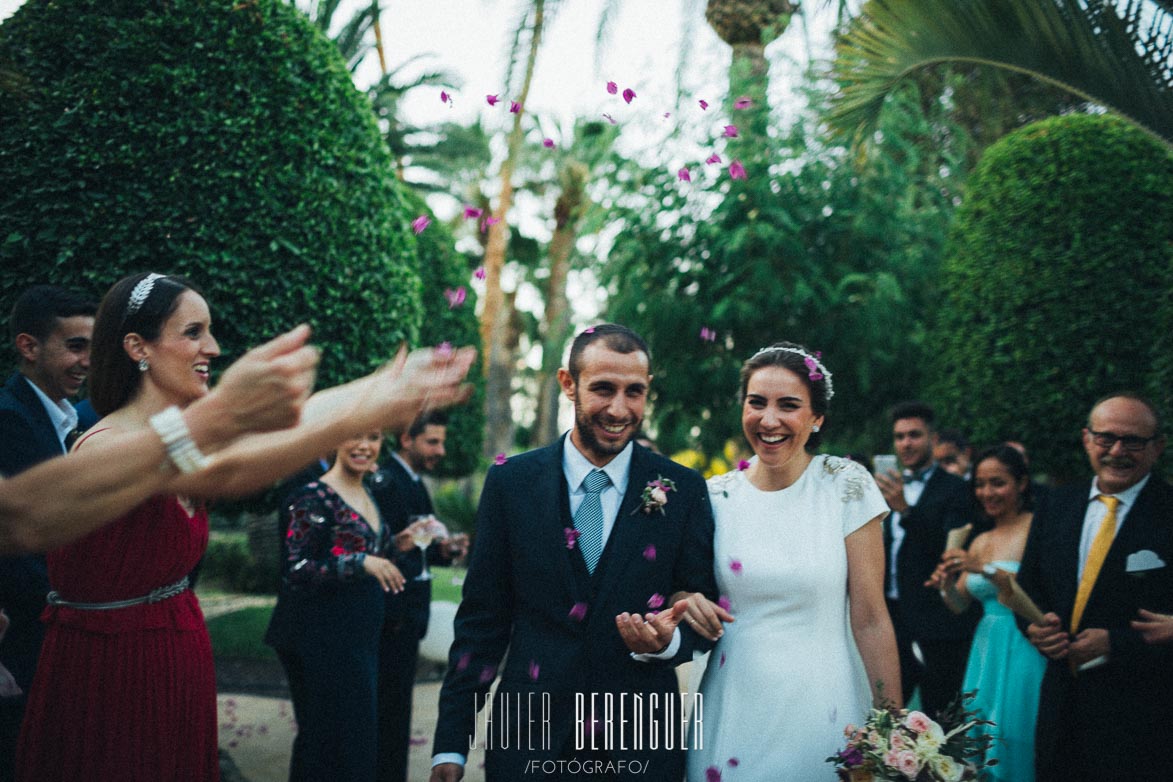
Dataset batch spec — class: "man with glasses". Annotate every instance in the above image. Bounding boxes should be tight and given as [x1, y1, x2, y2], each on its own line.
[1018, 392, 1171, 781]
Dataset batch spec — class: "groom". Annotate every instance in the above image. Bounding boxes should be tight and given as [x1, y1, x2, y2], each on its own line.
[430, 324, 719, 782]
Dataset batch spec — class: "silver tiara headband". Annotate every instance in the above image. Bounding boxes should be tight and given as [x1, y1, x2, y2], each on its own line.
[124, 273, 165, 321]
[748, 345, 835, 400]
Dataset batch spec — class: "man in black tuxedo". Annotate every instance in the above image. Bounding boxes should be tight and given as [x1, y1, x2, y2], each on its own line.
[1019, 393, 1171, 781]
[0, 285, 95, 781]
[430, 325, 719, 782]
[370, 411, 467, 782]
[875, 401, 977, 716]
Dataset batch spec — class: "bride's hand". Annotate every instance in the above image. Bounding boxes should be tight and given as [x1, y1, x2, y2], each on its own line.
[669, 591, 734, 641]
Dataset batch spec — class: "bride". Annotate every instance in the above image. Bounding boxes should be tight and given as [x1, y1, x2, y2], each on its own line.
[680, 342, 900, 781]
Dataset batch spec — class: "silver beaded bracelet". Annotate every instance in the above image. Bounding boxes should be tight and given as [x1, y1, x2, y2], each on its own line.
[149, 405, 211, 474]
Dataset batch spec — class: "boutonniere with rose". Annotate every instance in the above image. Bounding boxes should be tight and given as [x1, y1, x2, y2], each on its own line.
[634, 476, 676, 515]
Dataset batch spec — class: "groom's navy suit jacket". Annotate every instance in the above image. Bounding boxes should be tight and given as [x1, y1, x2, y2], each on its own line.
[1017, 475, 1173, 781]
[432, 438, 717, 781]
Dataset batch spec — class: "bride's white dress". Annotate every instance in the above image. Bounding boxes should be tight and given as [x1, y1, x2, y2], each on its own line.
[687, 455, 890, 781]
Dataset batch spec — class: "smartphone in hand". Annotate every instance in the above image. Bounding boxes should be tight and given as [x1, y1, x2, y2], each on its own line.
[873, 454, 898, 476]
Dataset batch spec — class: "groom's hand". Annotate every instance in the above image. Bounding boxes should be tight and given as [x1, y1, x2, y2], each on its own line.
[429, 763, 464, 782]
[616, 600, 688, 654]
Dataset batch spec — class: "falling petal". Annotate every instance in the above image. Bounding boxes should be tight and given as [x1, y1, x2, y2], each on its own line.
[733, 96, 752, 109]
[481, 216, 501, 234]
[705, 767, 721, 782]
[698, 99, 709, 110]
[804, 356, 824, 381]
[622, 88, 636, 104]
[440, 90, 450, 104]
[463, 206, 483, 220]
[474, 266, 486, 280]
[642, 544, 656, 561]
[569, 602, 588, 621]
[410, 736, 428, 746]
[509, 100, 521, 113]
[606, 80, 618, 95]
[717, 594, 732, 612]
[479, 665, 497, 684]
[486, 94, 499, 106]
[436, 341, 454, 359]
[583, 327, 596, 334]
[719, 651, 727, 667]
[677, 167, 691, 183]
[494, 453, 508, 466]
[563, 527, 580, 550]
[663, 112, 671, 119]
[729, 558, 743, 574]
[543, 138, 555, 148]
[456, 652, 472, 672]
[723, 124, 739, 138]
[705, 153, 722, 165]
[411, 215, 430, 235]
[699, 326, 715, 341]
[602, 113, 616, 125]
[729, 160, 747, 180]
[737, 460, 750, 471]
[728, 758, 740, 767]
[528, 660, 540, 681]
[647, 593, 665, 609]
[444, 287, 467, 309]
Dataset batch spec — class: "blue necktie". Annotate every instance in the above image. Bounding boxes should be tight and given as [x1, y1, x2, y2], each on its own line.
[574, 469, 611, 573]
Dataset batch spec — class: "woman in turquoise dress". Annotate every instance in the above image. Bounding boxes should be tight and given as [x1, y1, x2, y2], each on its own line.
[929, 445, 1046, 781]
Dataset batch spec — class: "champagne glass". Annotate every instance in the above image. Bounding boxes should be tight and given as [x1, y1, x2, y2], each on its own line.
[409, 515, 436, 581]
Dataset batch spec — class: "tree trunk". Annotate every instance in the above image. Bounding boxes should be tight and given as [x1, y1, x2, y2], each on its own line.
[483, 290, 522, 457]
[481, 0, 545, 458]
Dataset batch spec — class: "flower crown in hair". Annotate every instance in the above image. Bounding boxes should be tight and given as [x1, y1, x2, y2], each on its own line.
[749, 345, 835, 400]
[124, 273, 165, 320]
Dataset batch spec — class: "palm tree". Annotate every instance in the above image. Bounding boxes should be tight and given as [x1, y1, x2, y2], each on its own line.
[829, 0, 1173, 149]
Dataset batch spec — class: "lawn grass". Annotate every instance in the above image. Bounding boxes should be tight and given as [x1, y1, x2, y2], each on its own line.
[204, 566, 466, 662]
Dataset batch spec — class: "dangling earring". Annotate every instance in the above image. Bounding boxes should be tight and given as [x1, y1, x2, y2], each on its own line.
[138, 358, 150, 373]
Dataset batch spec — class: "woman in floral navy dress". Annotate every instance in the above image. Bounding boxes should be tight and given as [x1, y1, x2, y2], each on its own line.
[16, 272, 475, 782]
[265, 431, 407, 781]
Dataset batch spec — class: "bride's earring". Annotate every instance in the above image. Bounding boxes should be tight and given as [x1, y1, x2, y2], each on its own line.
[811, 424, 820, 432]
[138, 358, 150, 372]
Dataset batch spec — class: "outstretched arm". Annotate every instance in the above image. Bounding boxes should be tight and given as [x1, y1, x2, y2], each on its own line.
[848, 514, 902, 706]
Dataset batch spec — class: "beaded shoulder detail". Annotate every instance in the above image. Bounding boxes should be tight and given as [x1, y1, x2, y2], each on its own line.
[707, 469, 741, 498]
[821, 455, 869, 503]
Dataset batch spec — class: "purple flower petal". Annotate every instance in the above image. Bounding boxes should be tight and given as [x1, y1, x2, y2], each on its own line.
[727, 757, 740, 767]
[509, 100, 521, 113]
[456, 652, 472, 672]
[494, 453, 507, 466]
[486, 94, 499, 106]
[411, 215, 430, 235]
[729, 558, 743, 574]
[622, 87, 636, 104]
[737, 459, 750, 471]
[440, 90, 451, 105]
[705, 767, 721, 782]
[717, 594, 732, 612]
[606, 80, 618, 95]
[729, 160, 747, 180]
[733, 96, 752, 109]
[463, 206, 483, 220]
[698, 99, 709, 110]
[474, 266, 486, 280]
[436, 342, 454, 359]
[569, 602, 588, 621]
[642, 544, 656, 561]
[705, 153, 722, 165]
[677, 167, 691, 182]
[564, 527, 580, 550]
[444, 287, 467, 309]
[543, 138, 555, 148]
[647, 593, 665, 609]
[719, 651, 727, 667]
[528, 660, 540, 681]
[479, 664, 497, 684]
[602, 113, 617, 125]
[699, 326, 715, 341]
[481, 216, 501, 234]
[723, 124, 739, 138]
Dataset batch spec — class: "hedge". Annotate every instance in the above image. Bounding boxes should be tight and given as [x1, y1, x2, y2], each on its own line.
[0, 0, 421, 388]
[928, 114, 1172, 480]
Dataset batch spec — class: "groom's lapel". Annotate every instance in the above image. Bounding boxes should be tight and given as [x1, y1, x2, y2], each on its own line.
[540, 436, 592, 596]
[590, 444, 651, 605]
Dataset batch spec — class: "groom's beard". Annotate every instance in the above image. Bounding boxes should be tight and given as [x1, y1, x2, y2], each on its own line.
[573, 402, 641, 462]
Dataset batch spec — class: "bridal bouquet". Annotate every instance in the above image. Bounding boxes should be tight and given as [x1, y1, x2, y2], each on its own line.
[827, 692, 995, 781]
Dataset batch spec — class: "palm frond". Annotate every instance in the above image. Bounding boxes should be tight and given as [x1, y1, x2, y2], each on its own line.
[829, 0, 1173, 148]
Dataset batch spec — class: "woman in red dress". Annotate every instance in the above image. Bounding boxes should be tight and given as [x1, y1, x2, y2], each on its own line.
[16, 272, 474, 781]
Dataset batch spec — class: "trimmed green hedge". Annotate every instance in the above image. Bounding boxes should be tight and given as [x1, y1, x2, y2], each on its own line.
[0, 0, 420, 388]
[929, 114, 1172, 480]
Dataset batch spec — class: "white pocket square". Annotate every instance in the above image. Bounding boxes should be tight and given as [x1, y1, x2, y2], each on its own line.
[1126, 549, 1166, 573]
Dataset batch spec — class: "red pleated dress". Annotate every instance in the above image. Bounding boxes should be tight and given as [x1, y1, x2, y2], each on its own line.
[15, 489, 218, 781]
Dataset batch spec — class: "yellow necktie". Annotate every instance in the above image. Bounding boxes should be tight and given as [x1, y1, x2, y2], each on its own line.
[1070, 495, 1119, 633]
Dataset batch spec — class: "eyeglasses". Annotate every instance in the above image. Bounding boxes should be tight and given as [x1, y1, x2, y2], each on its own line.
[1087, 429, 1161, 452]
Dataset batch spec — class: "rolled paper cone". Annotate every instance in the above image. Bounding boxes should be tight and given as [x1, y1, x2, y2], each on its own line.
[987, 568, 1047, 625]
[945, 523, 973, 552]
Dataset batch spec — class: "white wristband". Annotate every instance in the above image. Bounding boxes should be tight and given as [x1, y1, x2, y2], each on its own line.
[149, 405, 210, 474]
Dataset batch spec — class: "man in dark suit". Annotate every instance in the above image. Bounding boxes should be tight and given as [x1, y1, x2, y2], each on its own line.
[1019, 393, 1171, 781]
[429, 325, 719, 782]
[875, 401, 977, 716]
[370, 410, 467, 782]
[0, 285, 95, 781]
